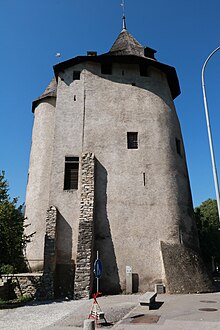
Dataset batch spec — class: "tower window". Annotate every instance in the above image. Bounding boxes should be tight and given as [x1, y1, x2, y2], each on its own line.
[127, 132, 138, 149]
[101, 63, 112, 75]
[140, 64, 148, 77]
[73, 71, 81, 80]
[175, 138, 181, 156]
[64, 156, 79, 190]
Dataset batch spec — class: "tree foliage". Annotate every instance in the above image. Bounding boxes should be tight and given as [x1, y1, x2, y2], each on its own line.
[194, 198, 220, 270]
[0, 171, 26, 273]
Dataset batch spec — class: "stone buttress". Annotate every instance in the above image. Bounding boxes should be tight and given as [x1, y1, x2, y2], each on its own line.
[74, 153, 95, 299]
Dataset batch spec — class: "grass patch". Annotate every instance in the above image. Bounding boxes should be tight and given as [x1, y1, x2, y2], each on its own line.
[0, 295, 33, 308]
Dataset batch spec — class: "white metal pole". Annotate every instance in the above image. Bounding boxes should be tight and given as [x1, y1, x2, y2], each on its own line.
[96, 251, 99, 293]
[201, 46, 220, 222]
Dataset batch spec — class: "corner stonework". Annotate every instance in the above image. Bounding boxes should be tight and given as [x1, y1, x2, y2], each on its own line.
[74, 153, 95, 299]
[37, 205, 57, 299]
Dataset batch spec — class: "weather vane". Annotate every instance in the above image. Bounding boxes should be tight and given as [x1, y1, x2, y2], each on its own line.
[55, 52, 61, 63]
[121, 0, 127, 30]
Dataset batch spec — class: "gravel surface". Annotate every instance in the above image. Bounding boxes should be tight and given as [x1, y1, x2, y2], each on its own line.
[0, 299, 89, 330]
[44, 295, 141, 329]
[0, 295, 141, 330]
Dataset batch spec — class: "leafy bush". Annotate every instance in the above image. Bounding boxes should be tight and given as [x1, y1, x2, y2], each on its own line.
[0, 171, 27, 273]
[0, 264, 14, 274]
[194, 199, 220, 271]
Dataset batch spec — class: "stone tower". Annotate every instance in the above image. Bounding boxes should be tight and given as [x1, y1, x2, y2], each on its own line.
[25, 24, 213, 298]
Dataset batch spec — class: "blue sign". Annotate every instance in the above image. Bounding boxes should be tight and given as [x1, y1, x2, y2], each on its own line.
[94, 258, 103, 279]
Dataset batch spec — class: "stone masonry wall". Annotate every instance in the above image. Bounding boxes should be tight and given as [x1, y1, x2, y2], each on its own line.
[0, 274, 43, 299]
[74, 153, 95, 299]
[38, 205, 57, 299]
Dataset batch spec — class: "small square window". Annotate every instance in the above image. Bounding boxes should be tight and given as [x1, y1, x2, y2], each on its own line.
[64, 156, 79, 190]
[127, 132, 138, 149]
[101, 63, 112, 75]
[140, 64, 148, 77]
[73, 71, 81, 80]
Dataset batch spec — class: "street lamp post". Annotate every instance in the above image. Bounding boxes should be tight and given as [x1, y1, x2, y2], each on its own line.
[202, 46, 220, 222]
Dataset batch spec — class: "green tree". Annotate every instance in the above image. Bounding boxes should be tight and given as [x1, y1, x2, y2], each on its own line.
[194, 198, 220, 271]
[0, 171, 26, 273]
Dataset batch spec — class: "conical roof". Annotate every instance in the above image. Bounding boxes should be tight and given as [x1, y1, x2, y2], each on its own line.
[108, 30, 145, 57]
[32, 77, 57, 112]
[40, 77, 57, 99]
[53, 29, 180, 99]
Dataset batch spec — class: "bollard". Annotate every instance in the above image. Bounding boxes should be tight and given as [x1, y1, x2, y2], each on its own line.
[126, 265, 132, 294]
[83, 319, 95, 330]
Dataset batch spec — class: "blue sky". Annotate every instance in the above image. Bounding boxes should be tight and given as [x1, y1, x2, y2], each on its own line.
[1, 0, 220, 207]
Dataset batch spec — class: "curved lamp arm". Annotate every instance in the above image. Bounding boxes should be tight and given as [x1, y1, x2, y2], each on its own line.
[201, 46, 220, 222]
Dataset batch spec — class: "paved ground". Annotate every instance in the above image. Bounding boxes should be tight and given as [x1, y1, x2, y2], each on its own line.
[0, 295, 140, 330]
[112, 292, 220, 330]
[1, 293, 220, 329]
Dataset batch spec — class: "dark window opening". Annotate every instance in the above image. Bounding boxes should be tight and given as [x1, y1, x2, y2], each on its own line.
[64, 156, 79, 190]
[73, 71, 81, 80]
[143, 172, 146, 186]
[87, 51, 97, 56]
[127, 132, 138, 149]
[140, 64, 148, 77]
[74, 95, 76, 101]
[176, 138, 181, 156]
[101, 63, 112, 75]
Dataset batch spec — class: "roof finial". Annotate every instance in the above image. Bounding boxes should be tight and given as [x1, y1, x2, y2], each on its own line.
[121, 0, 127, 31]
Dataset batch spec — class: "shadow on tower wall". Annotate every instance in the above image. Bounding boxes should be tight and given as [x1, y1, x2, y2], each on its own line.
[94, 159, 121, 294]
[55, 211, 74, 299]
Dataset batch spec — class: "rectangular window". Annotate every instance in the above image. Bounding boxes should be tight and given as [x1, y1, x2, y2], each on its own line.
[140, 64, 148, 77]
[73, 71, 81, 80]
[127, 132, 138, 149]
[64, 156, 79, 190]
[101, 63, 112, 75]
[175, 138, 181, 156]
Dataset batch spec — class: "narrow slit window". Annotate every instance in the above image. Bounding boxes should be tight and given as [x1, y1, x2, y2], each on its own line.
[64, 156, 79, 190]
[127, 132, 138, 149]
[73, 71, 81, 80]
[101, 63, 112, 75]
[175, 138, 181, 156]
[143, 172, 146, 186]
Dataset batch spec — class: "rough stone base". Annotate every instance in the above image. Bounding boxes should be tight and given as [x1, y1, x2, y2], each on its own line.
[1, 274, 43, 299]
[39, 205, 57, 300]
[161, 242, 215, 293]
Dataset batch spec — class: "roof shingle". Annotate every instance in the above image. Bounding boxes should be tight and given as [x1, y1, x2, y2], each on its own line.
[108, 30, 145, 57]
